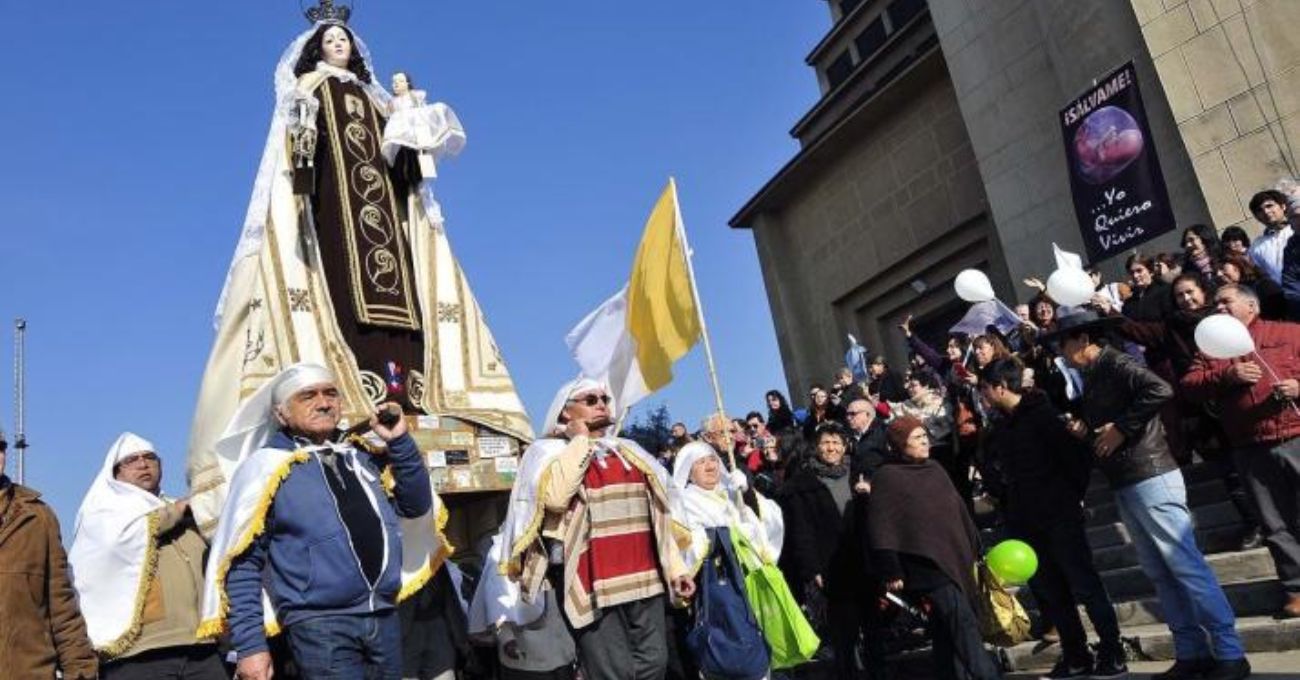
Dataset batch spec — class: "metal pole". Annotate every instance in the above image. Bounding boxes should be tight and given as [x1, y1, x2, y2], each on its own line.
[13, 319, 26, 485]
[667, 179, 734, 470]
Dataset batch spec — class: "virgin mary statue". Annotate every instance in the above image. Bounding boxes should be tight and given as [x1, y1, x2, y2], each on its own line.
[188, 9, 532, 534]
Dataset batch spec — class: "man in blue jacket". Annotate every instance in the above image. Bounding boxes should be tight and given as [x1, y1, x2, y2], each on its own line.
[199, 363, 433, 680]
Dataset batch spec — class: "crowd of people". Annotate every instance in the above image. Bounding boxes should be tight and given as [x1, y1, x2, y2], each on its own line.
[5, 188, 1300, 680]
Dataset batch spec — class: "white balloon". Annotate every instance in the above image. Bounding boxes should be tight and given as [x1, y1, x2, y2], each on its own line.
[954, 269, 996, 303]
[1046, 268, 1096, 307]
[1194, 314, 1256, 359]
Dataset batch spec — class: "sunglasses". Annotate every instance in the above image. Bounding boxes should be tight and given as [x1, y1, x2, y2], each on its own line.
[567, 394, 612, 407]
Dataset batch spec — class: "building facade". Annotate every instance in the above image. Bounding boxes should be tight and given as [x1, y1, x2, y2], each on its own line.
[731, 0, 1300, 396]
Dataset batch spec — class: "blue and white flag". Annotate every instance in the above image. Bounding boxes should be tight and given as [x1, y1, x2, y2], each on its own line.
[845, 334, 870, 382]
[950, 300, 1023, 338]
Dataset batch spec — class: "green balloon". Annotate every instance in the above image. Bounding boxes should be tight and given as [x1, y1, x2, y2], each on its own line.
[986, 539, 1038, 585]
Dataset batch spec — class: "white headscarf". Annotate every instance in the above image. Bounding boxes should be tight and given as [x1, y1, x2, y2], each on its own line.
[670, 442, 784, 574]
[214, 362, 336, 466]
[537, 376, 614, 439]
[671, 441, 721, 491]
[69, 433, 170, 653]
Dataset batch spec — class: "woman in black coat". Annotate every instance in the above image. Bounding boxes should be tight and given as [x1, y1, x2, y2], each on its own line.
[780, 423, 869, 678]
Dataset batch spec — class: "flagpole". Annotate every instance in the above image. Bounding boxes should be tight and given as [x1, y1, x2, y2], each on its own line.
[668, 178, 734, 470]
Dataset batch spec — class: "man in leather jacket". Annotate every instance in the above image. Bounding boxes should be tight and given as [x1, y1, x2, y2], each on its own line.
[1048, 309, 1250, 680]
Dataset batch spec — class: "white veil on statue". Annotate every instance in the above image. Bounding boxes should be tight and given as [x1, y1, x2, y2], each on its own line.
[189, 21, 531, 535]
[215, 23, 391, 325]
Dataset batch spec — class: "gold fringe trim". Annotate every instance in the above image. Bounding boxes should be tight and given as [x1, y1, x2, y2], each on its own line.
[502, 462, 555, 577]
[397, 502, 455, 602]
[97, 511, 162, 659]
[379, 466, 397, 498]
[195, 451, 309, 640]
[670, 519, 694, 551]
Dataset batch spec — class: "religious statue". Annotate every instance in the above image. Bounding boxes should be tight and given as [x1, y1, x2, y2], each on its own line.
[383, 71, 462, 179]
[187, 2, 533, 535]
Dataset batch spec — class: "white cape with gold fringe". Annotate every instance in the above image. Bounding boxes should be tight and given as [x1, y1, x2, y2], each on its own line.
[196, 444, 450, 639]
[68, 433, 172, 656]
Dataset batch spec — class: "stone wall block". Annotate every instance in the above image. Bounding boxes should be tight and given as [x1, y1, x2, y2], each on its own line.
[1275, 115, 1300, 173]
[1182, 104, 1240, 154]
[1264, 68, 1300, 118]
[1154, 50, 1204, 121]
[1210, 0, 1243, 20]
[1243, 1, 1300, 77]
[1184, 27, 1251, 108]
[1221, 14, 1266, 86]
[1189, 0, 1220, 30]
[1131, 0, 1167, 25]
[1227, 89, 1269, 134]
[1142, 5, 1198, 56]
[1221, 127, 1293, 207]
[1191, 150, 1245, 225]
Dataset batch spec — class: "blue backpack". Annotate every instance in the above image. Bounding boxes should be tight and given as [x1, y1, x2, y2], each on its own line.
[685, 527, 771, 680]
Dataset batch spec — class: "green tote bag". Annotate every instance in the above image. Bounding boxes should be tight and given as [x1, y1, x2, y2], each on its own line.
[730, 528, 821, 669]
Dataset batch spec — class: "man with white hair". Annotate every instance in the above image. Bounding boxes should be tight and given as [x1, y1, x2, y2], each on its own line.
[494, 378, 695, 679]
[197, 362, 436, 680]
[69, 433, 224, 678]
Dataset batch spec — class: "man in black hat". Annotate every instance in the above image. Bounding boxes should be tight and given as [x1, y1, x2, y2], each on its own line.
[1047, 309, 1249, 680]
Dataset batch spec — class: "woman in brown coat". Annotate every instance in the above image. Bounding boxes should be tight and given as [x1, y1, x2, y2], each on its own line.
[0, 435, 98, 679]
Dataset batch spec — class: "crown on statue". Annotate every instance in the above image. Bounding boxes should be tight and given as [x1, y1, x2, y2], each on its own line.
[305, 0, 351, 25]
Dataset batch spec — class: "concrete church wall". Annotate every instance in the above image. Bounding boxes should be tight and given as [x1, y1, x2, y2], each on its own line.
[1134, 0, 1300, 231]
[927, 0, 1212, 287]
[751, 54, 992, 397]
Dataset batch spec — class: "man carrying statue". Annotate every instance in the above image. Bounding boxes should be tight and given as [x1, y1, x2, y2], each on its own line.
[69, 433, 224, 679]
[197, 362, 447, 680]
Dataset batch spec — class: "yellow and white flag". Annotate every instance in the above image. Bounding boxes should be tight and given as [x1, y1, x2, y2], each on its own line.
[566, 180, 702, 410]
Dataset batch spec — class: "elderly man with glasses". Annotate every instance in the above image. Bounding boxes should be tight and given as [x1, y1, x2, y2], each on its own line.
[70, 433, 225, 679]
[494, 378, 694, 680]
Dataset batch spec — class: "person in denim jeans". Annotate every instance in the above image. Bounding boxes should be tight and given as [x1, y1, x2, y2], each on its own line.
[199, 363, 435, 680]
[1044, 308, 1250, 680]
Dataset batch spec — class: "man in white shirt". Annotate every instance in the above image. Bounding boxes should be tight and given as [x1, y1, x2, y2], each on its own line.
[1248, 189, 1293, 283]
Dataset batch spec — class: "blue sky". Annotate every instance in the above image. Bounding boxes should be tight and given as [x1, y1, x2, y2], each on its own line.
[1, 2, 827, 522]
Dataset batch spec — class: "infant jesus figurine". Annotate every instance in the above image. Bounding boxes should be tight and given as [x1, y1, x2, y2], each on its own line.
[382, 71, 465, 180]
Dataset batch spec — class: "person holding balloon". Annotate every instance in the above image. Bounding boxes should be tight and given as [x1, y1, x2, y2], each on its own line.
[1183, 283, 1300, 621]
[1045, 308, 1249, 680]
[867, 416, 1003, 680]
[979, 359, 1127, 680]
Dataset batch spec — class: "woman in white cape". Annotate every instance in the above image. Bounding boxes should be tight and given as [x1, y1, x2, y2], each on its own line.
[672, 441, 784, 577]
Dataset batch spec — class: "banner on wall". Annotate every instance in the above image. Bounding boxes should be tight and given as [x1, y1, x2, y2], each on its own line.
[1060, 61, 1175, 263]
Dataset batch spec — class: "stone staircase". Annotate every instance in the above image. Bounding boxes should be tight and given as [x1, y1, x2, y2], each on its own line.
[1000, 462, 1300, 671]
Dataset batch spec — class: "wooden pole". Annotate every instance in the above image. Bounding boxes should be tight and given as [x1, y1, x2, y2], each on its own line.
[668, 178, 735, 470]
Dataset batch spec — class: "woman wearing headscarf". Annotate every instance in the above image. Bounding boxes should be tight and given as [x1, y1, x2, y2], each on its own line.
[672, 442, 786, 677]
[672, 442, 784, 578]
[868, 417, 1001, 680]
